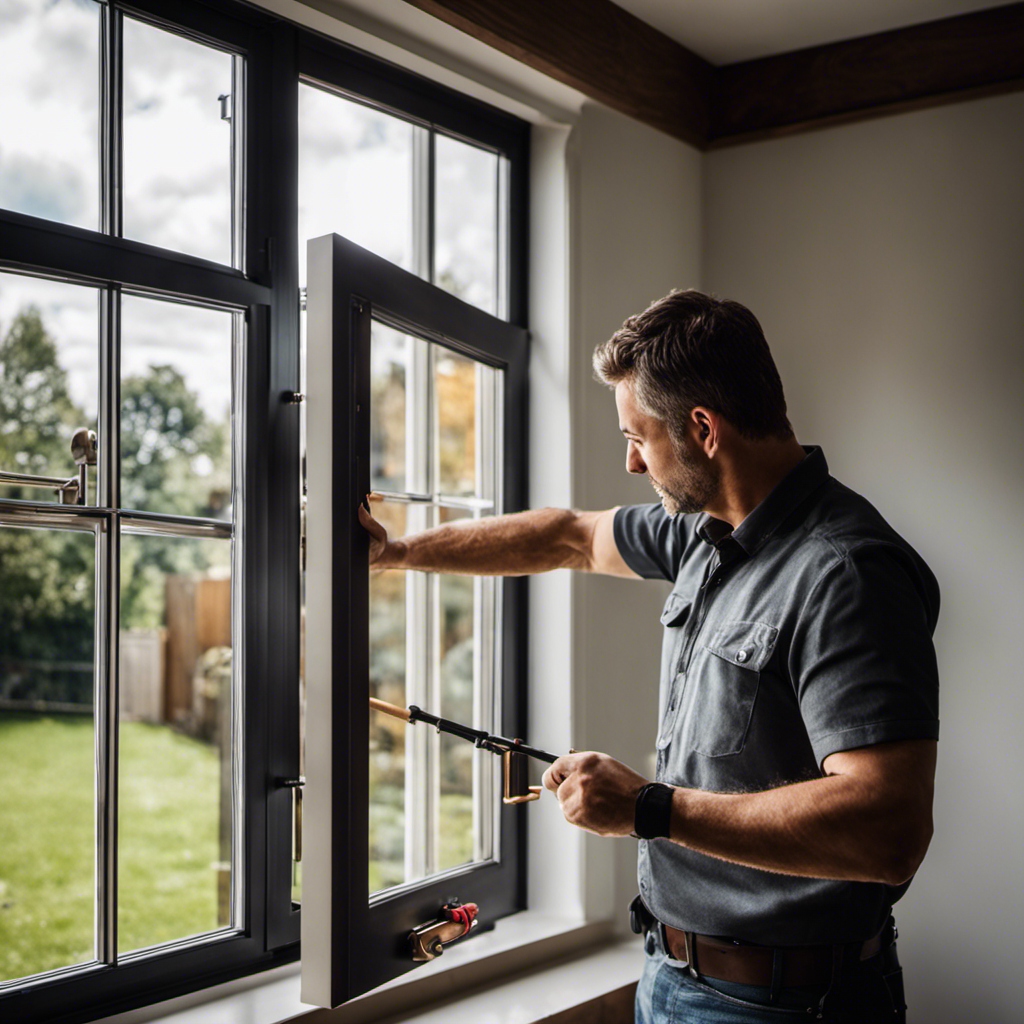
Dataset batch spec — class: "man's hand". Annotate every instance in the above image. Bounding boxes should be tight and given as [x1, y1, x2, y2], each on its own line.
[357, 493, 388, 567]
[542, 751, 649, 837]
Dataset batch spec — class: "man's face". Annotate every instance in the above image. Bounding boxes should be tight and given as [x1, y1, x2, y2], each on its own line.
[615, 381, 720, 516]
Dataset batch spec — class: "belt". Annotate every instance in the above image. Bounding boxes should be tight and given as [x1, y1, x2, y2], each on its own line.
[661, 924, 888, 989]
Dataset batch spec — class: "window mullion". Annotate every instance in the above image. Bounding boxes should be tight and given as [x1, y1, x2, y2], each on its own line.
[404, 335, 432, 882]
[95, 510, 120, 966]
[496, 157, 509, 321]
[425, 343, 439, 877]
[100, 3, 123, 239]
[96, 275, 122, 966]
[411, 127, 432, 283]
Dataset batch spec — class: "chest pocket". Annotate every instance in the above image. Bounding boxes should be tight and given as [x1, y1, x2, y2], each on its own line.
[687, 620, 778, 758]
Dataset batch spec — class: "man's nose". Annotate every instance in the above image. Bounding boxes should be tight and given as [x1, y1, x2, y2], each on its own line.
[626, 443, 646, 475]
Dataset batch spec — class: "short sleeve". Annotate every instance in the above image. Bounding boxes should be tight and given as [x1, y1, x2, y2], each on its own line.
[613, 503, 691, 582]
[789, 542, 941, 769]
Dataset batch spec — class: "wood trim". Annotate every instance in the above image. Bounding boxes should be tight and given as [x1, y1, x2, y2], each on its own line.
[399, 0, 712, 148]
[710, 2, 1024, 146]
[400, 0, 1024, 150]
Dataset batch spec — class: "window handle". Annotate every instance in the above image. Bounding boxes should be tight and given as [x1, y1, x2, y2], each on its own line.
[278, 777, 305, 862]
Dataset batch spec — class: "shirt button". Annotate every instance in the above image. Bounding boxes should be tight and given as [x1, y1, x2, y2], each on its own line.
[736, 649, 749, 663]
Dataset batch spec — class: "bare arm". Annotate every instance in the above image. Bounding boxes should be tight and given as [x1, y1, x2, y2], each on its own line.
[666, 739, 936, 884]
[543, 739, 936, 885]
[359, 496, 640, 578]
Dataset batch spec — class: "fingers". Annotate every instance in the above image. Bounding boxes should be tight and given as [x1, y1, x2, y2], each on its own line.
[542, 752, 584, 793]
[357, 499, 385, 538]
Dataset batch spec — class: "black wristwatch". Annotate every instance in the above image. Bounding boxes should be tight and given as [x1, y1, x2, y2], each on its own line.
[634, 782, 674, 840]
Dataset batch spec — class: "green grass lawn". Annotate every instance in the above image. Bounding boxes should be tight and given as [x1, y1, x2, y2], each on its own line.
[0, 713, 222, 984]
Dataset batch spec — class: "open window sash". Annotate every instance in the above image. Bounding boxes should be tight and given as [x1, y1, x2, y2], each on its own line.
[302, 234, 529, 1007]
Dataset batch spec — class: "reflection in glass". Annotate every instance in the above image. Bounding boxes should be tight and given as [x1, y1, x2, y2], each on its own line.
[122, 18, 236, 265]
[437, 508, 475, 872]
[369, 500, 408, 893]
[118, 530, 233, 952]
[436, 348, 477, 497]
[370, 322, 411, 494]
[434, 134, 499, 315]
[298, 85, 419, 284]
[0, 522, 96, 982]
[120, 295, 233, 519]
[0, 0, 100, 230]
[0, 272, 99, 502]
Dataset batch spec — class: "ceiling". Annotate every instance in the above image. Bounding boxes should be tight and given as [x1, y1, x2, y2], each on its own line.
[612, 0, 1006, 63]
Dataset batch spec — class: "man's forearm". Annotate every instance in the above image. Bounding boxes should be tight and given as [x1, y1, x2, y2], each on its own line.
[379, 506, 588, 575]
[669, 774, 927, 885]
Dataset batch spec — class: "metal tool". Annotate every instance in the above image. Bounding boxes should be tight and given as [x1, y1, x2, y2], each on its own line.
[369, 697, 557, 803]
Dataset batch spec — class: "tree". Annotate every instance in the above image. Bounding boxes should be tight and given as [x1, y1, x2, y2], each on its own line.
[0, 309, 94, 703]
[120, 364, 229, 518]
[0, 310, 232, 699]
[0, 307, 85, 488]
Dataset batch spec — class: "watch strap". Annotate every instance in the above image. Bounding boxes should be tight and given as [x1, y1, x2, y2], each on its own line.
[634, 782, 674, 840]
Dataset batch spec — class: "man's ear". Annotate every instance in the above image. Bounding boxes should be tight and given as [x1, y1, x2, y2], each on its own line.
[691, 407, 717, 455]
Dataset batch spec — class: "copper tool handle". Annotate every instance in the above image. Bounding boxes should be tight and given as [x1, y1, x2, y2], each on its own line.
[369, 696, 412, 723]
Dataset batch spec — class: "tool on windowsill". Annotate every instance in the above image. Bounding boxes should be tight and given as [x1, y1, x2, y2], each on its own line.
[369, 697, 558, 803]
[409, 899, 480, 961]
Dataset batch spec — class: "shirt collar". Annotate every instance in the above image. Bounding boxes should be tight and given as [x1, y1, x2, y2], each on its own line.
[697, 446, 829, 555]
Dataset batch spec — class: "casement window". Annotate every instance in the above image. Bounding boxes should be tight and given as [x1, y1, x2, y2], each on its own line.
[295, 33, 529, 1005]
[0, 2, 528, 1021]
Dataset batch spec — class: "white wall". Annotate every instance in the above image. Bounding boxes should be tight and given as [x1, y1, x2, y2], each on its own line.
[570, 102, 703, 928]
[703, 91, 1024, 1023]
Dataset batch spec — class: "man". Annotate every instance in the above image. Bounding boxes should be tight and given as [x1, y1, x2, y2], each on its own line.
[359, 290, 939, 1023]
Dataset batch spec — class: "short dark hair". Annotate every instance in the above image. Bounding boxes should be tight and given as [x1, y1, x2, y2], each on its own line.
[592, 289, 792, 442]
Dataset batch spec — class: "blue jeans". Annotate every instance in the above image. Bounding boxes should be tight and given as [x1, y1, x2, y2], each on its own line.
[634, 926, 906, 1023]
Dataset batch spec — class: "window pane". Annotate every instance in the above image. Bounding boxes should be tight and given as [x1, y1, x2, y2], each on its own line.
[298, 84, 419, 283]
[120, 295, 233, 520]
[0, 272, 99, 504]
[122, 18, 236, 265]
[434, 135, 499, 315]
[435, 348, 477, 497]
[369, 500, 408, 894]
[0, 521, 96, 982]
[370, 321, 411, 494]
[0, 0, 100, 229]
[118, 530, 234, 952]
[437, 508, 475, 873]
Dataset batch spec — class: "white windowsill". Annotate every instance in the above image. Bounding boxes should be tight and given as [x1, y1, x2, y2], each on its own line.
[98, 912, 640, 1024]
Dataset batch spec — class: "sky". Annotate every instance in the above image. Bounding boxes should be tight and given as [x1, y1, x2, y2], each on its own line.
[1, 0, 499, 445]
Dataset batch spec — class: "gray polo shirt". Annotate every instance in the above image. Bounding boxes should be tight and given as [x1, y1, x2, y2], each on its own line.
[613, 446, 940, 946]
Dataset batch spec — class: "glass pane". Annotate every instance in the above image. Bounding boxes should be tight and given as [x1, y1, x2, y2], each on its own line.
[0, 0, 100, 229]
[0, 522, 96, 981]
[118, 530, 233, 952]
[370, 321, 410, 494]
[437, 508, 475, 873]
[120, 295, 233, 519]
[122, 18, 236, 265]
[435, 348, 477, 497]
[298, 84, 419, 284]
[368, 500, 408, 894]
[434, 135, 499, 315]
[0, 272, 99, 503]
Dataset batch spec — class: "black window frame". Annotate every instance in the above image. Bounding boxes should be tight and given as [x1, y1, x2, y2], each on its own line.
[302, 234, 529, 1006]
[0, 1, 529, 1022]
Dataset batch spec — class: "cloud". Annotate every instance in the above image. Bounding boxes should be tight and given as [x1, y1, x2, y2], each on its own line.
[0, 0, 29, 28]
[0, 149, 88, 223]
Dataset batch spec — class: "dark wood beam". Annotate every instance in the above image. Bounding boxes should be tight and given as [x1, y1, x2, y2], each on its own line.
[710, 3, 1024, 145]
[399, 0, 713, 148]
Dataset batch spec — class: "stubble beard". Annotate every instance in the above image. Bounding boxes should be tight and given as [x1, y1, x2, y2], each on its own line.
[650, 441, 720, 517]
